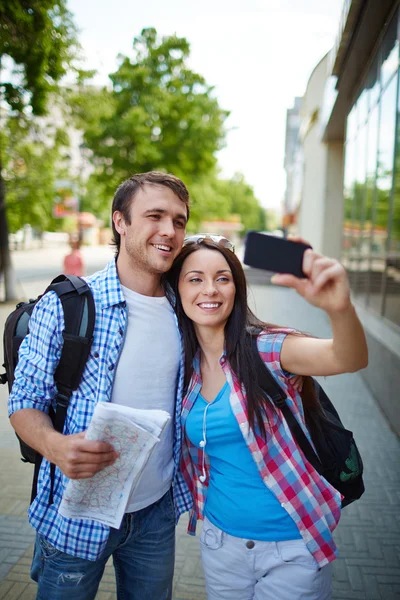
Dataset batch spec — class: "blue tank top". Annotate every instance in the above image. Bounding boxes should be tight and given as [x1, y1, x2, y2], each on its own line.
[185, 382, 301, 541]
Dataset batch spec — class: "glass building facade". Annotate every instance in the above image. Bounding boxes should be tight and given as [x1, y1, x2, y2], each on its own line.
[343, 8, 400, 327]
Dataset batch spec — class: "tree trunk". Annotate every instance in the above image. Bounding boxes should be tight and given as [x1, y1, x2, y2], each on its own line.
[0, 165, 17, 301]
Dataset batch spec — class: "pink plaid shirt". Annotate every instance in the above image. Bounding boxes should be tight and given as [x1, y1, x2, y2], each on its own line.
[180, 331, 342, 568]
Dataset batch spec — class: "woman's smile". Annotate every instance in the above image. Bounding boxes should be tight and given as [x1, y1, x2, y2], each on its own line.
[197, 302, 223, 311]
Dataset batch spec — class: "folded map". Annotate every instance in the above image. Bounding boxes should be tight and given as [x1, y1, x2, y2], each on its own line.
[59, 402, 171, 528]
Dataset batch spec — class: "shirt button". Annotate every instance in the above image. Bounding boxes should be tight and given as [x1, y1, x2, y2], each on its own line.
[93, 352, 99, 358]
[119, 328, 123, 335]
[109, 364, 114, 371]
[246, 541, 255, 549]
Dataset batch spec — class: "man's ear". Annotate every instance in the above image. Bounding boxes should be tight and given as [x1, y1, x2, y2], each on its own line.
[113, 211, 126, 236]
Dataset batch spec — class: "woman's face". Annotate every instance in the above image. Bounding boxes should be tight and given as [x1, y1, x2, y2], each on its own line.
[178, 248, 236, 330]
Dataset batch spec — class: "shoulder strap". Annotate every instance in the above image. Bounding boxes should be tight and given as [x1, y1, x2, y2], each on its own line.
[50, 275, 96, 396]
[34, 275, 95, 505]
[250, 336, 324, 474]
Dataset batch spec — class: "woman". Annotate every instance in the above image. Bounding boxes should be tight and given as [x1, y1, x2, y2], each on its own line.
[63, 234, 85, 276]
[167, 234, 368, 600]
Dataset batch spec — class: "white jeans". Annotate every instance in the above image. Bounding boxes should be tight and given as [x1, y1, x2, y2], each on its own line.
[200, 517, 332, 600]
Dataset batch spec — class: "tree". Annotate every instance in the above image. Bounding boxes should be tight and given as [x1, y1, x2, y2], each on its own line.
[189, 173, 266, 233]
[2, 112, 71, 233]
[68, 29, 264, 236]
[225, 173, 266, 233]
[73, 28, 229, 202]
[0, 0, 77, 300]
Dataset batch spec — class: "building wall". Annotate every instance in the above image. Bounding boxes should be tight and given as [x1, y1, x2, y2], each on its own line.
[340, 5, 400, 434]
[298, 0, 400, 436]
[296, 55, 345, 259]
[283, 97, 303, 220]
[323, 142, 344, 259]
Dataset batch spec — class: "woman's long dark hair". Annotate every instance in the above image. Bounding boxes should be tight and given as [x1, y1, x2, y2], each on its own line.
[165, 239, 322, 439]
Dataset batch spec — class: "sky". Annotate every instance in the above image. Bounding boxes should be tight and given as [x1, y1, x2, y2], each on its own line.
[66, 0, 344, 210]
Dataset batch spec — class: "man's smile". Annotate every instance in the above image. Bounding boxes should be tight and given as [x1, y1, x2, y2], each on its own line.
[151, 243, 172, 253]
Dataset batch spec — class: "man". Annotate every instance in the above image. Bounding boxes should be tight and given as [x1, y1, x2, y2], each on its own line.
[8, 172, 193, 600]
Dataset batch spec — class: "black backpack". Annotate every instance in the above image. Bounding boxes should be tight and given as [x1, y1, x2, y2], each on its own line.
[1, 274, 95, 504]
[251, 337, 365, 508]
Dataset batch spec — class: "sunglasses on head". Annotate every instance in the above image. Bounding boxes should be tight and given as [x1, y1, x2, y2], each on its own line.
[183, 233, 235, 253]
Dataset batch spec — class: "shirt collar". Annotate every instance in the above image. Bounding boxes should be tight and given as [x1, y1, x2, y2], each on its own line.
[192, 347, 227, 379]
[98, 258, 126, 309]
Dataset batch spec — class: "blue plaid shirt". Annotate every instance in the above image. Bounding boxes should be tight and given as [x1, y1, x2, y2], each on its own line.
[8, 259, 193, 561]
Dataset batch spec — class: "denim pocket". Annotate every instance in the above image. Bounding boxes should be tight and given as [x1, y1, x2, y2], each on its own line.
[39, 535, 62, 559]
[276, 540, 319, 571]
[200, 519, 223, 550]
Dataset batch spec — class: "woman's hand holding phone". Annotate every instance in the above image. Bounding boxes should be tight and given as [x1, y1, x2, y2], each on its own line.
[244, 231, 352, 315]
[271, 242, 351, 315]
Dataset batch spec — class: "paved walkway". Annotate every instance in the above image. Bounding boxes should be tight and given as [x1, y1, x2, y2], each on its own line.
[0, 257, 399, 599]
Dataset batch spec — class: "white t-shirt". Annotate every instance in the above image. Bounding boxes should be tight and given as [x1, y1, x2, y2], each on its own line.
[111, 285, 180, 512]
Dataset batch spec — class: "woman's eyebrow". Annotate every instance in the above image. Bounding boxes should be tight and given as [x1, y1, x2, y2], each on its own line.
[183, 269, 231, 276]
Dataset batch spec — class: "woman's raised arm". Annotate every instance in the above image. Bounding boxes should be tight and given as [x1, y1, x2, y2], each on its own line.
[272, 246, 368, 376]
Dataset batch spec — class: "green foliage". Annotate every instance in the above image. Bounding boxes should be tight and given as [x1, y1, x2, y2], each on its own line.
[79, 176, 112, 225]
[72, 28, 229, 199]
[2, 113, 72, 232]
[0, 0, 78, 115]
[69, 28, 265, 233]
[227, 173, 266, 233]
[66, 84, 117, 136]
[0, 0, 79, 299]
[184, 172, 265, 233]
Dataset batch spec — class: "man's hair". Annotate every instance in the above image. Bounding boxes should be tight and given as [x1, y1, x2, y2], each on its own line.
[111, 171, 190, 253]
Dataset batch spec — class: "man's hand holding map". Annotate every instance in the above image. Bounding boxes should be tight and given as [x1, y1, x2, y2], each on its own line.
[59, 402, 171, 528]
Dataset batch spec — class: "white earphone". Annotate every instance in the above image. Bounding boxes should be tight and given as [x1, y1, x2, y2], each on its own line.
[199, 402, 211, 483]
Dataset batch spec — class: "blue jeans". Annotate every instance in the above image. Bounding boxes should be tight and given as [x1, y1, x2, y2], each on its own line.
[31, 489, 176, 600]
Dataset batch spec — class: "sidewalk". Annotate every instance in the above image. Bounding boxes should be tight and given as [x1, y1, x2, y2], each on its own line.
[0, 267, 399, 599]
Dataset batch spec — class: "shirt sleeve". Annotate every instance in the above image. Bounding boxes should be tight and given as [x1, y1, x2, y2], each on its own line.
[8, 291, 65, 416]
[256, 330, 297, 382]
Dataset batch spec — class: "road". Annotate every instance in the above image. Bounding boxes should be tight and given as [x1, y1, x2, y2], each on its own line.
[4, 244, 115, 301]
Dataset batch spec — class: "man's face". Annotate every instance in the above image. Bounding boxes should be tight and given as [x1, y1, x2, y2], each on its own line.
[113, 184, 188, 275]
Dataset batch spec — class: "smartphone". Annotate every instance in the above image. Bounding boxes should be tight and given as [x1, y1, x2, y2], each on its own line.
[243, 231, 312, 278]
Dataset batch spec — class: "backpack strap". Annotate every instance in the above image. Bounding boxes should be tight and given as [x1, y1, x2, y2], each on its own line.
[250, 336, 324, 475]
[31, 275, 95, 505]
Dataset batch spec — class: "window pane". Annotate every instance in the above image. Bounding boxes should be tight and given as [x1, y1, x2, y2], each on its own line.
[361, 104, 379, 304]
[366, 53, 381, 110]
[353, 124, 368, 298]
[357, 88, 369, 128]
[381, 10, 399, 90]
[342, 139, 356, 275]
[384, 71, 400, 326]
[370, 74, 398, 314]
[346, 102, 358, 142]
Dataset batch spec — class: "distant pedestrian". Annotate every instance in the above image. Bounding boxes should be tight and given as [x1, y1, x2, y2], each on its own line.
[63, 234, 85, 276]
